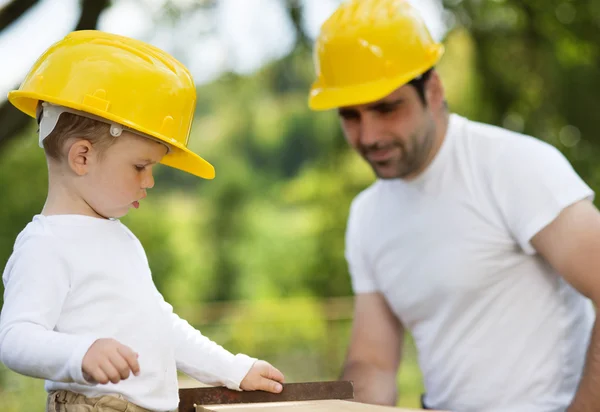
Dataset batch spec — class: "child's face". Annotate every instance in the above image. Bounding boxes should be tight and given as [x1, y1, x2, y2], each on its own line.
[81, 132, 168, 219]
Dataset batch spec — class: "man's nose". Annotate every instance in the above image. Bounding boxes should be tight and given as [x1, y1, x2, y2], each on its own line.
[358, 115, 380, 147]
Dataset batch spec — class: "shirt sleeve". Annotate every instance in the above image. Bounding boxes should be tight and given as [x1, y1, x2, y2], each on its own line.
[345, 194, 378, 293]
[153, 288, 256, 391]
[490, 136, 594, 255]
[0, 237, 97, 385]
[124, 229, 257, 391]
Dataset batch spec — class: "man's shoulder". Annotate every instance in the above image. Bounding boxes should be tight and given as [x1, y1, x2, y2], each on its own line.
[459, 114, 553, 148]
[455, 114, 563, 168]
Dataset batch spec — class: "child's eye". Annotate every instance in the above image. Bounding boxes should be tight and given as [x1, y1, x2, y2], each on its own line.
[134, 165, 145, 172]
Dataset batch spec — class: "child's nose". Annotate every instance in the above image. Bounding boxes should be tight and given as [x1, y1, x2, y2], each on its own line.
[143, 171, 155, 189]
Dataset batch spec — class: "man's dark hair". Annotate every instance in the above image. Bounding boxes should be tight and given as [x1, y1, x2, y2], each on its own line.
[408, 68, 434, 105]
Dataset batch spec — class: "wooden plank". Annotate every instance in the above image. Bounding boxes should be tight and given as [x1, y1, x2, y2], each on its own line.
[179, 381, 354, 412]
[195, 399, 446, 411]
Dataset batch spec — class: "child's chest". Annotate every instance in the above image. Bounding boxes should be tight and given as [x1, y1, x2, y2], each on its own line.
[56, 234, 168, 334]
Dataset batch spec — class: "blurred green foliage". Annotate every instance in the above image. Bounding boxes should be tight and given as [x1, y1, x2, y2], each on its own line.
[1, 0, 599, 410]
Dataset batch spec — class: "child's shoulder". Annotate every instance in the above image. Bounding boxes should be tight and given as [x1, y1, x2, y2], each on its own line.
[13, 215, 54, 245]
[8, 215, 62, 259]
[9, 214, 94, 257]
[3, 216, 65, 282]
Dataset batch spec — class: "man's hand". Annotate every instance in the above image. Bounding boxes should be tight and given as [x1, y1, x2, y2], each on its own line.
[82, 338, 140, 384]
[240, 360, 285, 393]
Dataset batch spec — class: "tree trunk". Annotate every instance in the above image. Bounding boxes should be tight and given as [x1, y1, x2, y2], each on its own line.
[0, 0, 111, 151]
[0, 0, 40, 31]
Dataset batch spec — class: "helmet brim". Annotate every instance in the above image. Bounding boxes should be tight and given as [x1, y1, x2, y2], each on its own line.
[8, 91, 215, 179]
[308, 45, 444, 111]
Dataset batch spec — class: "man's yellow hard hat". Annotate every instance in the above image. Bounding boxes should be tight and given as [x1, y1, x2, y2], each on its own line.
[308, 0, 445, 111]
[8, 30, 215, 179]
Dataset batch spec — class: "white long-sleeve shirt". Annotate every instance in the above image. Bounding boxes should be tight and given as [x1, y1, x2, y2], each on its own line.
[0, 214, 256, 412]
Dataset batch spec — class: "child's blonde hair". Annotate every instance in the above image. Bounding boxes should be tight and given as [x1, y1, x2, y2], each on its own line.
[36, 102, 118, 161]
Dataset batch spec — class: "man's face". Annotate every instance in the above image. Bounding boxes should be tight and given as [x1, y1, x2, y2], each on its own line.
[338, 84, 437, 180]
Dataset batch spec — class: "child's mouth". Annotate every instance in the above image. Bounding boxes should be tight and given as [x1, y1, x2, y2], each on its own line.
[132, 201, 140, 209]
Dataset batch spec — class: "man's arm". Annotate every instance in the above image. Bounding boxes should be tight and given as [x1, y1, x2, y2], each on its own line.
[341, 292, 404, 406]
[531, 199, 600, 412]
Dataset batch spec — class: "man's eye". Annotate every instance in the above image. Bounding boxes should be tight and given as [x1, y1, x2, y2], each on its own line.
[377, 105, 396, 114]
[339, 111, 359, 120]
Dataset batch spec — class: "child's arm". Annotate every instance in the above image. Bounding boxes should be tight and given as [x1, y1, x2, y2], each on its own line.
[152, 287, 283, 392]
[0, 238, 97, 384]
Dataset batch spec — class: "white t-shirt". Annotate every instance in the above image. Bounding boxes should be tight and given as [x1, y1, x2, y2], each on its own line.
[346, 114, 595, 412]
[0, 215, 256, 412]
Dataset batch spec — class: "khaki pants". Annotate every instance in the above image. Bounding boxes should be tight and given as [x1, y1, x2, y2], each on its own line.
[46, 390, 175, 412]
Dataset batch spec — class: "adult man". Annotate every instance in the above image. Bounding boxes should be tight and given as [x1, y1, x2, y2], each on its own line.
[308, 1, 600, 411]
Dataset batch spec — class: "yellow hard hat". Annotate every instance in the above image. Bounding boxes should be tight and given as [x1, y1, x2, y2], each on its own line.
[308, 0, 445, 111]
[8, 30, 215, 179]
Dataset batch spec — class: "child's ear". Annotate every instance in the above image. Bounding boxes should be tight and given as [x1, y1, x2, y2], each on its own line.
[67, 140, 94, 176]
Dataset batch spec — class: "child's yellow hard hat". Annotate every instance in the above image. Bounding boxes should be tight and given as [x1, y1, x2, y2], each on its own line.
[8, 30, 215, 179]
[308, 0, 445, 111]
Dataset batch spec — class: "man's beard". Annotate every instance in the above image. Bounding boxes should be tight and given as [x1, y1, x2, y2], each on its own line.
[364, 123, 436, 179]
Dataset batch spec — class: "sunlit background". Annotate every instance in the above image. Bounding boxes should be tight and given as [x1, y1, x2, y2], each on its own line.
[1, 0, 599, 410]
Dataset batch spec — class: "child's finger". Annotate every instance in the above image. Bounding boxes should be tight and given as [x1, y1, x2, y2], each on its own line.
[117, 345, 140, 376]
[258, 377, 283, 393]
[264, 365, 285, 383]
[109, 351, 133, 380]
[101, 359, 123, 384]
[90, 366, 110, 385]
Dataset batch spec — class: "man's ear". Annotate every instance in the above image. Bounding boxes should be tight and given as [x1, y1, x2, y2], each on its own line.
[425, 70, 445, 111]
[67, 140, 94, 176]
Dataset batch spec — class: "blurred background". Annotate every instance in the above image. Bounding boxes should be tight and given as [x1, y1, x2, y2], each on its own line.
[0, 0, 599, 410]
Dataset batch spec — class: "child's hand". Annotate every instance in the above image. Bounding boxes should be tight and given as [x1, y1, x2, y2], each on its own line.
[240, 360, 285, 393]
[82, 338, 140, 384]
